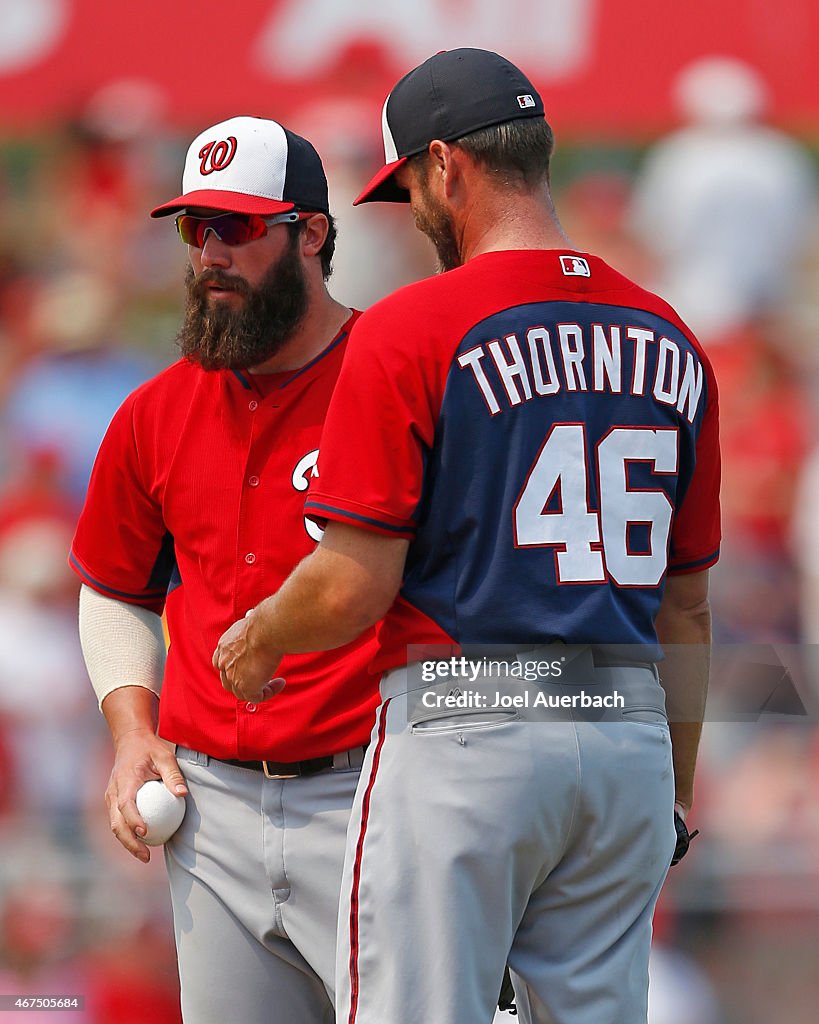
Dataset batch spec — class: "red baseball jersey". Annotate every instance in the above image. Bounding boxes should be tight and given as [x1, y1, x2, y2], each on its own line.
[305, 251, 721, 672]
[71, 314, 381, 761]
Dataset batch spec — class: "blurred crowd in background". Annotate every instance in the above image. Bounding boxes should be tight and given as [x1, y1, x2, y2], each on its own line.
[1, 55, 818, 1024]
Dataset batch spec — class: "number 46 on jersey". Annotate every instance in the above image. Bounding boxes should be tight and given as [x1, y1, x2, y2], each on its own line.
[514, 424, 677, 587]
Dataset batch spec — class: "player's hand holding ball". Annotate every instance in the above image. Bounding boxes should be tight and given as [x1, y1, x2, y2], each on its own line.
[135, 780, 187, 845]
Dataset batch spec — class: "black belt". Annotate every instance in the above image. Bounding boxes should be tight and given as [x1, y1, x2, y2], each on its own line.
[218, 745, 367, 780]
[220, 756, 331, 780]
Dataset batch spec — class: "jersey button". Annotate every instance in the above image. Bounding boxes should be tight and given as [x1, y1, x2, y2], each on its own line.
[248, 400, 259, 411]
[244, 552, 256, 565]
[248, 475, 260, 487]
[245, 702, 257, 713]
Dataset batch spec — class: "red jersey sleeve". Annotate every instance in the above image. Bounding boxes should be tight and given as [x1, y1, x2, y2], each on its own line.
[668, 360, 721, 574]
[70, 390, 172, 613]
[305, 300, 444, 537]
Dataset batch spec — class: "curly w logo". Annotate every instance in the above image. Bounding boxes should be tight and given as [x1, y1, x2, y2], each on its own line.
[199, 137, 238, 175]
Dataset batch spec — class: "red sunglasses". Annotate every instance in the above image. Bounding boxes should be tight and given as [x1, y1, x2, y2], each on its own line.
[175, 210, 305, 248]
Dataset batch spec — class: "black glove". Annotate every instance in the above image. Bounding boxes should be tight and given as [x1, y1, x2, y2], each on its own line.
[498, 966, 517, 1015]
[671, 809, 699, 866]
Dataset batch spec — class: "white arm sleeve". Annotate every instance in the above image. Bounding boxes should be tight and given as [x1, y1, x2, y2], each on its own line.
[78, 584, 167, 709]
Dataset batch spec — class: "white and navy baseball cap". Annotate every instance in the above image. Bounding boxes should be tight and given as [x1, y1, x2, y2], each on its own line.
[354, 48, 545, 205]
[151, 115, 329, 218]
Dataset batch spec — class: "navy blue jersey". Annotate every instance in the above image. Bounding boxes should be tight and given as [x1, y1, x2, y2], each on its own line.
[307, 251, 720, 670]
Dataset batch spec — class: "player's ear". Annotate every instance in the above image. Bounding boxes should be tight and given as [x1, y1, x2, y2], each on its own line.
[427, 140, 450, 179]
[428, 141, 459, 200]
[299, 213, 329, 258]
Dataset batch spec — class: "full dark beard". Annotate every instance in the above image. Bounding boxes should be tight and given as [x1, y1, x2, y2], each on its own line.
[177, 234, 308, 371]
[415, 176, 462, 273]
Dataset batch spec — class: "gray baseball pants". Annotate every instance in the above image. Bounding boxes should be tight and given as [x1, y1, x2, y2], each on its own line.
[165, 747, 362, 1024]
[336, 654, 677, 1024]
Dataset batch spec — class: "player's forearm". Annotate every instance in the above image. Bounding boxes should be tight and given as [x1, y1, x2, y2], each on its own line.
[216, 523, 406, 702]
[214, 548, 383, 704]
[655, 571, 712, 814]
[661, 672, 709, 814]
[102, 685, 160, 745]
[247, 522, 407, 657]
[249, 545, 388, 656]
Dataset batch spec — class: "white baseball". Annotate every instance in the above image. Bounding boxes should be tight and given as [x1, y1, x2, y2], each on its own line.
[135, 780, 186, 846]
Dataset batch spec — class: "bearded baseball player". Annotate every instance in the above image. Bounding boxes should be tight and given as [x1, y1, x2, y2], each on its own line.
[215, 50, 720, 1024]
[71, 116, 381, 1024]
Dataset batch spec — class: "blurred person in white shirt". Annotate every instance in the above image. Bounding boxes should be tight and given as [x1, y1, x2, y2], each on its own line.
[631, 56, 817, 341]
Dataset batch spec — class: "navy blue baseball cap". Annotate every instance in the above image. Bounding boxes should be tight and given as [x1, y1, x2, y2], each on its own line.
[354, 48, 545, 205]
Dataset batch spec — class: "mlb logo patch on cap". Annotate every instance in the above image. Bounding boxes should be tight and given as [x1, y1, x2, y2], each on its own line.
[517, 95, 536, 109]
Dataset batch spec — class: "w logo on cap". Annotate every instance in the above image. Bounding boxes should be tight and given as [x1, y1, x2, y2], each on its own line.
[199, 137, 238, 176]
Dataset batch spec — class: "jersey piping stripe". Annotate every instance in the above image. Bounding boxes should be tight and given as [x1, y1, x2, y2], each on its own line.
[668, 549, 720, 574]
[69, 552, 168, 601]
[347, 696, 391, 1024]
[305, 501, 416, 535]
[230, 329, 349, 394]
[278, 329, 348, 388]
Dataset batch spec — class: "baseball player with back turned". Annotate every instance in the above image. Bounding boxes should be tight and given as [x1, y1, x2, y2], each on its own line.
[215, 49, 720, 1024]
[71, 116, 381, 1024]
